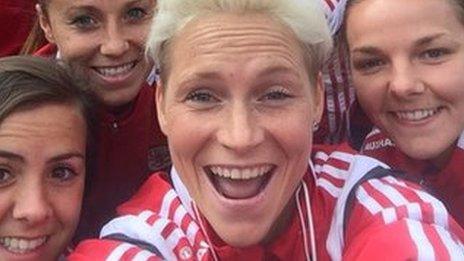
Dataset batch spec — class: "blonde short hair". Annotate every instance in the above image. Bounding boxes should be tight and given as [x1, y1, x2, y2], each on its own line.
[147, 0, 333, 85]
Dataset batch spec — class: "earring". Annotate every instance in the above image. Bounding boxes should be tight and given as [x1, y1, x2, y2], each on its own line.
[312, 122, 319, 132]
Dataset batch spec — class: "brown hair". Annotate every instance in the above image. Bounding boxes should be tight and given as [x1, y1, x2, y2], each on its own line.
[20, 1, 49, 54]
[0, 55, 98, 180]
[342, 0, 464, 49]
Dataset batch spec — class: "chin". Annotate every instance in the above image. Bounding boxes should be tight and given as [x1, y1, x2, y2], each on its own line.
[213, 220, 271, 247]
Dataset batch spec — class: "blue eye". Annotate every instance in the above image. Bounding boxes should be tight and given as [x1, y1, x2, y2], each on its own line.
[51, 166, 77, 183]
[186, 90, 218, 103]
[353, 58, 385, 73]
[126, 7, 148, 22]
[259, 86, 293, 104]
[0, 168, 14, 187]
[70, 15, 98, 30]
[262, 90, 292, 101]
[420, 48, 450, 62]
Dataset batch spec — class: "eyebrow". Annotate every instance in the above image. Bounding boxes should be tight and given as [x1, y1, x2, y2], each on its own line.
[414, 33, 447, 47]
[0, 151, 84, 164]
[0, 150, 24, 162]
[47, 153, 85, 164]
[351, 46, 381, 55]
[256, 65, 299, 79]
[352, 33, 449, 55]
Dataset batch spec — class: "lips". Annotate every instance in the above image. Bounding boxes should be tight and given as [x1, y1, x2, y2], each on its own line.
[205, 165, 274, 199]
[0, 236, 47, 254]
[392, 107, 443, 121]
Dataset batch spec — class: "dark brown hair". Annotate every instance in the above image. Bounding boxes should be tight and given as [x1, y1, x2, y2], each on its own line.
[20, 1, 49, 54]
[0, 55, 98, 180]
[342, 0, 464, 49]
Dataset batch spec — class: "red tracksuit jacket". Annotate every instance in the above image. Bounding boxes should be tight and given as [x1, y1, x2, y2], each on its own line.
[362, 128, 464, 228]
[69, 144, 464, 260]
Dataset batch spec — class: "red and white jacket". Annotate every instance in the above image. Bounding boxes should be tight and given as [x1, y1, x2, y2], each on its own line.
[69, 144, 464, 260]
[316, 0, 373, 146]
[362, 128, 464, 228]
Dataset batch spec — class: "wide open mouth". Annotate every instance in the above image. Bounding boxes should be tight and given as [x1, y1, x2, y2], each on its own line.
[0, 236, 48, 254]
[204, 164, 276, 200]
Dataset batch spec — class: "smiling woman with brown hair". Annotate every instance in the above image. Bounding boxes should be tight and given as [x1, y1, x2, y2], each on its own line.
[71, 0, 464, 260]
[345, 0, 464, 228]
[0, 55, 96, 260]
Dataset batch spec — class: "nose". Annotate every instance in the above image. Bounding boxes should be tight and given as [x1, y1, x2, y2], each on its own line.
[100, 21, 130, 57]
[217, 103, 265, 153]
[388, 62, 425, 98]
[12, 177, 52, 225]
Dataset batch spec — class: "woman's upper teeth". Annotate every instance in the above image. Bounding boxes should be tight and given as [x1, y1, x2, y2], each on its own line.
[395, 108, 439, 121]
[210, 165, 272, 180]
[0, 236, 47, 253]
[95, 62, 135, 76]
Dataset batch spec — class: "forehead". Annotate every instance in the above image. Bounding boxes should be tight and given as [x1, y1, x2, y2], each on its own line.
[347, 0, 461, 41]
[47, 0, 153, 11]
[168, 12, 306, 80]
[0, 103, 86, 142]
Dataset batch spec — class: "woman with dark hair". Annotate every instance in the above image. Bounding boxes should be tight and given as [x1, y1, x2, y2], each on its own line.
[345, 0, 464, 227]
[0, 55, 96, 260]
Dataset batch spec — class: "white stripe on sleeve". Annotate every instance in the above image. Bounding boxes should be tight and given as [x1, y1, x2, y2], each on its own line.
[106, 243, 134, 261]
[434, 225, 464, 260]
[355, 186, 383, 215]
[406, 219, 435, 260]
[159, 190, 177, 218]
[132, 250, 158, 261]
[317, 178, 342, 197]
[320, 164, 348, 180]
[368, 179, 409, 206]
[384, 176, 448, 228]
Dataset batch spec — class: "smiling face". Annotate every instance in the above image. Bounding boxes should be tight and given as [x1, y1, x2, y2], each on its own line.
[0, 103, 86, 260]
[347, 0, 464, 167]
[156, 13, 323, 246]
[38, 0, 155, 107]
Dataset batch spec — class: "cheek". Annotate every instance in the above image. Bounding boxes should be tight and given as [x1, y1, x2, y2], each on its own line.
[50, 181, 84, 228]
[269, 108, 313, 156]
[54, 32, 97, 63]
[0, 192, 12, 224]
[132, 26, 151, 46]
[354, 76, 384, 112]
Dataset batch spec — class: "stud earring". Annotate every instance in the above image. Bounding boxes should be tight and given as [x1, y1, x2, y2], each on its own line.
[312, 122, 319, 132]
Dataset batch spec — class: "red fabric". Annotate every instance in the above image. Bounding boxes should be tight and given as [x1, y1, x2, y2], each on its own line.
[362, 129, 464, 227]
[77, 82, 170, 240]
[0, 0, 36, 56]
[34, 44, 170, 240]
[69, 144, 464, 260]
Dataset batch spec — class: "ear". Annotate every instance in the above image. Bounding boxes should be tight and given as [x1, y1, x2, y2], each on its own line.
[155, 80, 169, 136]
[313, 72, 325, 124]
[36, 4, 55, 43]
